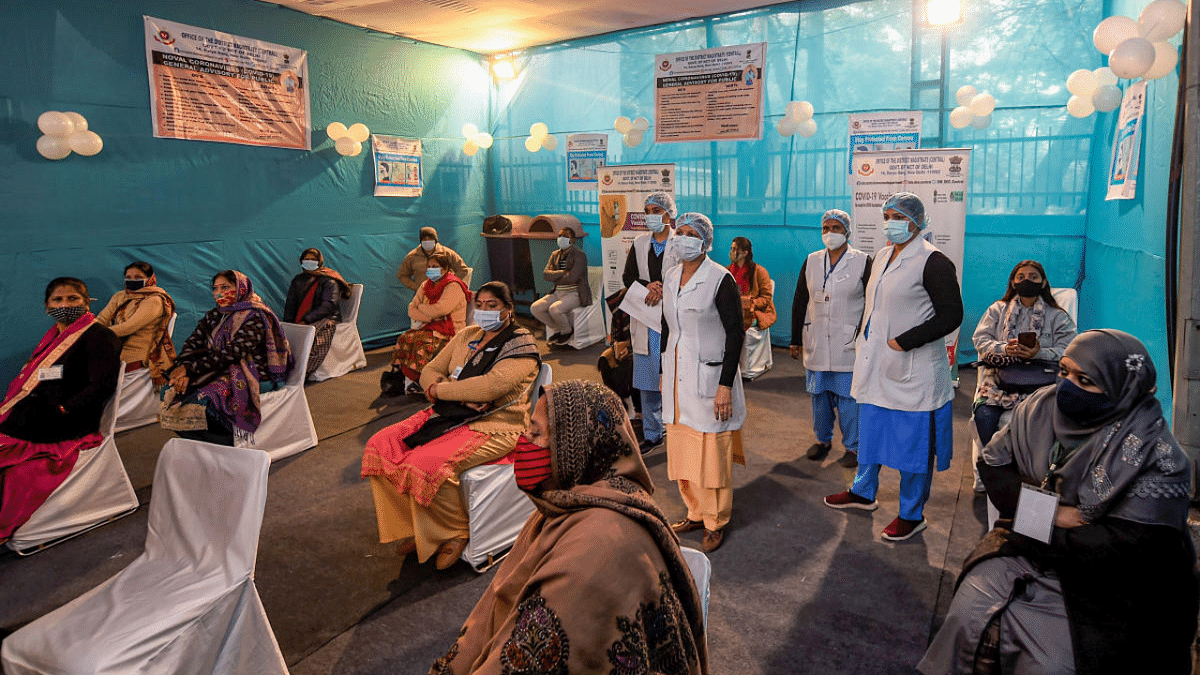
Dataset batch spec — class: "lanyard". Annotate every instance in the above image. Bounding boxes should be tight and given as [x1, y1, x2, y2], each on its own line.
[822, 250, 844, 292]
[1040, 441, 1076, 491]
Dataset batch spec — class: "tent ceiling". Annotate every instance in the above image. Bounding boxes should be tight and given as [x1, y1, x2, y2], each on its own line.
[261, 0, 793, 53]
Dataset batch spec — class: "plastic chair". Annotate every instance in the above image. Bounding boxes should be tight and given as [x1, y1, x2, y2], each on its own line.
[740, 280, 775, 380]
[114, 313, 177, 432]
[458, 361, 552, 571]
[7, 362, 139, 555]
[543, 266, 606, 350]
[309, 283, 368, 382]
[1, 439, 288, 675]
[681, 546, 711, 629]
[235, 323, 318, 461]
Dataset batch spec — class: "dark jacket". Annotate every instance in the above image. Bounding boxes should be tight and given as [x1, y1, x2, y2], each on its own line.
[283, 275, 341, 325]
[543, 246, 592, 307]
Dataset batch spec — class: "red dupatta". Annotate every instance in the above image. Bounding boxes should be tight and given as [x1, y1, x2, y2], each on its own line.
[0, 313, 97, 425]
[295, 267, 352, 321]
[420, 273, 471, 337]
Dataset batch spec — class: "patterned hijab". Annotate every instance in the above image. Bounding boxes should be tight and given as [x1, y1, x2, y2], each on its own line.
[211, 271, 292, 384]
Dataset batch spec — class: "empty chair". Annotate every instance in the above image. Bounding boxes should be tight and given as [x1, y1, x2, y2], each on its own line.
[309, 283, 367, 382]
[114, 313, 177, 432]
[1, 439, 288, 675]
[235, 322, 318, 461]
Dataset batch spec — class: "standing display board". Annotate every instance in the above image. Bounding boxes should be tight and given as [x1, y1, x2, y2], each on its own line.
[654, 43, 766, 143]
[144, 16, 310, 149]
[846, 112, 922, 182]
[1106, 80, 1148, 201]
[597, 164, 676, 297]
[566, 134, 607, 191]
[372, 135, 423, 197]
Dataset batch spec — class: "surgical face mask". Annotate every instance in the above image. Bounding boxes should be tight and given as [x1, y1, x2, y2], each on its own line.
[822, 232, 847, 250]
[675, 235, 706, 261]
[557, 236, 571, 250]
[1013, 279, 1042, 298]
[124, 278, 147, 292]
[475, 309, 505, 332]
[48, 305, 86, 325]
[421, 239, 436, 252]
[884, 219, 916, 245]
[645, 214, 666, 234]
[1055, 378, 1116, 425]
[426, 267, 443, 282]
[300, 260, 320, 272]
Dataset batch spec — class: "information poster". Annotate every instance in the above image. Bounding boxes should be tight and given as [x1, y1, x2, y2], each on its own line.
[372, 135, 423, 197]
[597, 164, 676, 297]
[847, 111, 922, 182]
[850, 149, 971, 366]
[144, 16, 310, 149]
[566, 134, 607, 191]
[654, 43, 766, 143]
[1106, 80, 1147, 201]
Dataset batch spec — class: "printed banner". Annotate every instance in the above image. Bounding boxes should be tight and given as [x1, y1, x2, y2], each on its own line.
[566, 134, 608, 191]
[1106, 80, 1148, 201]
[847, 111, 922, 182]
[144, 16, 310, 149]
[850, 149, 971, 365]
[597, 164, 676, 298]
[654, 43, 766, 143]
[372, 135, 423, 197]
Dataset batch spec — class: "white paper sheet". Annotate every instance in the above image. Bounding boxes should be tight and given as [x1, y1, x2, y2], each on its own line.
[618, 281, 663, 331]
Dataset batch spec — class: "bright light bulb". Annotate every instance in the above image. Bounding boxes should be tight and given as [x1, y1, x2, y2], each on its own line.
[927, 0, 961, 26]
[491, 56, 516, 80]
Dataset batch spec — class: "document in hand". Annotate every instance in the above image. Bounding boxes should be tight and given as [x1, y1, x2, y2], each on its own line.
[618, 281, 664, 329]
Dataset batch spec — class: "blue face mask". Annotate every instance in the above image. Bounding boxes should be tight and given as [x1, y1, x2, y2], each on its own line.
[884, 219, 916, 245]
[675, 235, 705, 261]
[646, 214, 666, 234]
[1055, 378, 1116, 425]
[300, 260, 320, 271]
[475, 309, 505, 332]
[426, 267, 443, 282]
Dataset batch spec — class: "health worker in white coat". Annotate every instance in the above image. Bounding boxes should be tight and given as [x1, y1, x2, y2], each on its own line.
[790, 209, 872, 468]
[662, 213, 746, 553]
[622, 191, 681, 454]
[823, 193, 963, 542]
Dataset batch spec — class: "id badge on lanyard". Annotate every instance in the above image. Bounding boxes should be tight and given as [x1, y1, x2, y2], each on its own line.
[1014, 441, 1071, 543]
[38, 365, 64, 381]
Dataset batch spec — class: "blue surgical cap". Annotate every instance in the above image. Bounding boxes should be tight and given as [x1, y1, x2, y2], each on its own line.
[822, 209, 851, 231]
[882, 192, 927, 229]
[644, 192, 678, 220]
[676, 212, 714, 251]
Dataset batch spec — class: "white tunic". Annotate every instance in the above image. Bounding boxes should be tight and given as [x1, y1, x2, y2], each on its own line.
[800, 246, 869, 373]
[629, 231, 680, 356]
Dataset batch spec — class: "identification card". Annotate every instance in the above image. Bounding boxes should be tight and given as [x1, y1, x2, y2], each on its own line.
[1014, 484, 1059, 543]
[815, 292, 830, 303]
[37, 365, 64, 381]
[450, 366, 463, 381]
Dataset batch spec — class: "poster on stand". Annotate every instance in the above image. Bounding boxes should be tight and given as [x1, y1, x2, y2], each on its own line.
[850, 149, 971, 367]
[144, 16, 310, 149]
[372, 135, 422, 197]
[654, 43, 766, 143]
[1106, 80, 1147, 201]
[566, 134, 607, 191]
[846, 112, 921, 182]
[597, 164, 676, 298]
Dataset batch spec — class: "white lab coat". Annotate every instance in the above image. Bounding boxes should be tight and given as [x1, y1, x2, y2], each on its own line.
[801, 246, 869, 373]
[629, 232, 680, 356]
[661, 257, 746, 433]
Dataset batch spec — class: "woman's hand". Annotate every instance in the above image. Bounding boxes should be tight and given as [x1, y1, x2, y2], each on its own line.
[1054, 505, 1085, 529]
[614, 341, 630, 361]
[1005, 339, 1039, 360]
[425, 382, 439, 403]
[169, 366, 189, 393]
[464, 401, 491, 412]
[713, 385, 733, 421]
[887, 339, 903, 351]
[789, 345, 801, 360]
[644, 281, 664, 306]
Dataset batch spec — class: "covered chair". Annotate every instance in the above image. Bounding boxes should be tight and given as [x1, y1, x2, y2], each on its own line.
[542, 266, 606, 350]
[308, 283, 367, 382]
[681, 546, 712, 628]
[235, 322, 319, 461]
[1, 438, 288, 675]
[114, 313, 177, 433]
[740, 280, 775, 380]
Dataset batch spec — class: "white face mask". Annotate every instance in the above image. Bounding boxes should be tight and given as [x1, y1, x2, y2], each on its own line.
[475, 309, 505, 332]
[645, 214, 666, 233]
[556, 236, 571, 250]
[675, 235, 705, 261]
[300, 260, 320, 271]
[421, 240, 436, 252]
[822, 232, 847, 250]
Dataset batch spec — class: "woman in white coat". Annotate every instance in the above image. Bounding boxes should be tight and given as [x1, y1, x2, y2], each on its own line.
[662, 213, 746, 553]
[824, 193, 963, 542]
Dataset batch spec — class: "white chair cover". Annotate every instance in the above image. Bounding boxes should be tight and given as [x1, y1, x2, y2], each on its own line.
[8, 363, 138, 554]
[681, 547, 711, 629]
[740, 326, 773, 380]
[544, 267, 606, 350]
[114, 313, 177, 432]
[1050, 287, 1079, 324]
[1, 439, 288, 675]
[235, 323, 318, 462]
[309, 284, 367, 382]
[459, 362, 551, 570]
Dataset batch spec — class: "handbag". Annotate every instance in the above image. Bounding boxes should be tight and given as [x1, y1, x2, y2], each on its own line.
[379, 365, 407, 397]
[995, 360, 1058, 394]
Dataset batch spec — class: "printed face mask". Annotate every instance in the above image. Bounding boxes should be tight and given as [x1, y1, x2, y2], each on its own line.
[513, 435, 552, 492]
[47, 305, 87, 325]
[124, 279, 147, 292]
[884, 219, 916, 245]
[822, 232, 847, 250]
[475, 309, 504, 331]
[300, 260, 320, 271]
[214, 289, 239, 307]
[675, 235, 705, 261]
[421, 240, 436, 252]
[646, 214, 666, 233]
[426, 267, 443, 281]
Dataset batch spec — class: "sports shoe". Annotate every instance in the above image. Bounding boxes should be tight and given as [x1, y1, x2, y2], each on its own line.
[805, 442, 832, 461]
[823, 490, 878, 511]
[702, 528, 725, 552]
[639, 438, 662, 455]
[838, 451, 859, 468]
[881, 517, 927, 542]
[671, 518, 705, 534]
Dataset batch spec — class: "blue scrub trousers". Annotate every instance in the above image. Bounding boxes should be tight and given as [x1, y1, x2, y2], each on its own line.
[639, 389, 664, 443]
[850, 447, 936, 521]
[812, 391, 859, 452]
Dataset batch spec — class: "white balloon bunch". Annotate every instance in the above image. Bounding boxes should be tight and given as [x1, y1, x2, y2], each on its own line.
[777, 101, 817, 137]
[36, 111, 102, 160]
[614, 116, 649, 147]
[524, 122, 558, 152]
[460, 123, 494, 157]
[949, 86, 996, 130]
[1065, 67, 1122, 117]
[326, 121, 370, 156]
[1092, 1, 1183, 81]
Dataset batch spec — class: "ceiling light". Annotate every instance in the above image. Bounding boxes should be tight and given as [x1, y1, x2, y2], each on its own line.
[926, 0, 962, 26]
[491, 55, 516, 80]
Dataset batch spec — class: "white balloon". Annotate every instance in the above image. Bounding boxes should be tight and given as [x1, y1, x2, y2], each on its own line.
[1091, 85, 1123, 112]
[949, 106, 975, 129]
[786, 101, 814, 121]
[64, 112, 88, 134]
[1143, 41, 1179, 79]
[1067, 95, 1095, 118]
[955, 85, 978, 107]
[462, 123, 478, 139]
[1109, 37, 1156, 79]
[347, 123, 370, 143]
[529, 122, 548, 139]
[614, 116, 632, 134]
[632, 116, 650, 132]
[623, 130, 643, 147]
[777, 118, 797, 136]
[69, 130, 103, 156]
[325, 121, 348, 140]
[541, 135, 558, 150]
[36, 134, 71, 160]
[37, 111, 73, 137]
[1093, 16, 1140, 55]
[525, 136, 541, 152]
[471, 132, 492, 149]
[1138, 0, 1186, 42]
[1066, 69, 1098, 96]
[335, 136, 362, 156]
[971, 114, 992, 129]
[1093, 67, 1119, 87]
[463, 139, 479, 156]
[796, 119, 818, 138]
[969, 93, 996, 116]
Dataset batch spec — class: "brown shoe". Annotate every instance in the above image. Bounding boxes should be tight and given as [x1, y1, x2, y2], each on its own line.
[701, 528, 725, 552]
[435, 537, 468, 570]
[671, 518, 704, 534]
[395, 537, 416, 558]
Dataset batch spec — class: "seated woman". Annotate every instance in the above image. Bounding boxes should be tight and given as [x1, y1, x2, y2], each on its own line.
[727, 236, 776, 332]
[429, 380, 707, 675]
[362, 281, 540, 570]
[919, 330, 1197, 675]
[96, 261, 177, 387]
[161, 270, 293, 446]
[390, 252, 470, 395]
[0, 278, 121, 542]
[971, 260, 1076, 448]
[282, 247, 352, 378]
[531, 227, 591, 345]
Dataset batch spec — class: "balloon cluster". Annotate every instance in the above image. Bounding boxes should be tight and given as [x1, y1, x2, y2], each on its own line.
[326, 122, 370, 156]
[461, 123, 494, 156]
[1065, 68, 1122, 117]
[777, 101, 817, 137]
[949, 87, 995, 130]
[36, 111, 103, 160]
[614, 116, 649, 147]
[1091, 1, 1183, 81]
[524, 122, 558, 152]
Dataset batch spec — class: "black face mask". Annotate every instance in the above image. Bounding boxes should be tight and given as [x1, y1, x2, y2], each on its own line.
[125, 279, 147, 292]
[47, 305, 87, 325]
[1056, 377, 1116, 425]
[1013, 279, 1043, 298]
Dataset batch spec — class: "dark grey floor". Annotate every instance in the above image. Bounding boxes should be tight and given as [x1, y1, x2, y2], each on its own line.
[0, 332, 990, 675]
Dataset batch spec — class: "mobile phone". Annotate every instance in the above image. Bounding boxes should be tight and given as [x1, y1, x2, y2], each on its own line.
[1018, 332, 1037, 348]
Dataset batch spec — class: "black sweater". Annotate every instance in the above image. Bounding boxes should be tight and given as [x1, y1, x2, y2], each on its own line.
[660, 274, 745, 388]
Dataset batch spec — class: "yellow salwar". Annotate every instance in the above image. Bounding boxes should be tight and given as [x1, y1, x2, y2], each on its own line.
[666, 424, 743, 530]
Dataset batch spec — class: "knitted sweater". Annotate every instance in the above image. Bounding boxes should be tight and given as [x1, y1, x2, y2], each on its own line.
[419, 325, 539, 435]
